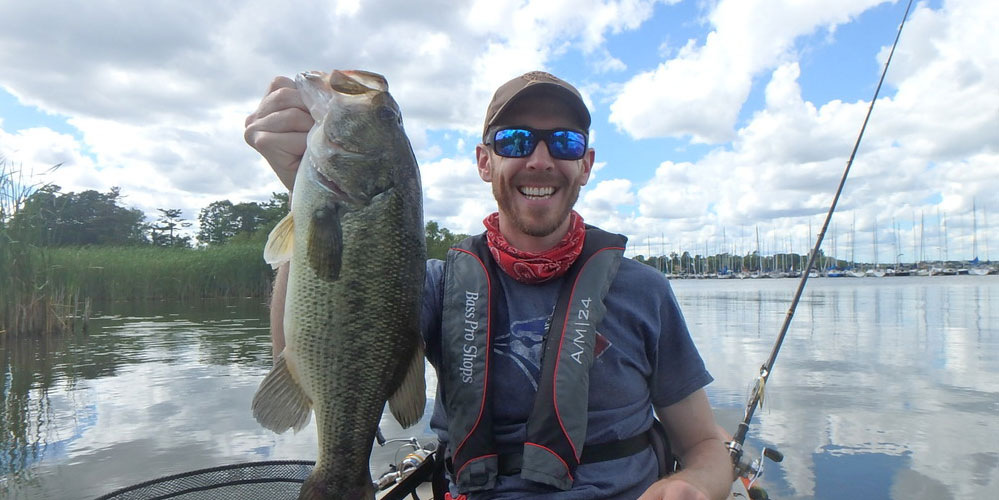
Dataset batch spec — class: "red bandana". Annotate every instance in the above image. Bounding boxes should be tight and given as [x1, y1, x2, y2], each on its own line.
[483, 211, 586, 284]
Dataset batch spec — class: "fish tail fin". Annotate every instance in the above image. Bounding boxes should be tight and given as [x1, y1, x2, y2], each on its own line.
[251, 353, 312, 433]
[387, 338, 426, 428]
[299, 469, 374, 500]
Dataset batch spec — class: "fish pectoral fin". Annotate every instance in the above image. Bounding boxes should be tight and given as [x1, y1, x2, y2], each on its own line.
[387, 339, 426, 429]
[251, 353, 313, 433]
[263, 213, 295, 268]
[307, 205, 343, 281]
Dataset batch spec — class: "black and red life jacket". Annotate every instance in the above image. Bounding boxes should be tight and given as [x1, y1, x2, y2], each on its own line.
[440, 227, 626, 493]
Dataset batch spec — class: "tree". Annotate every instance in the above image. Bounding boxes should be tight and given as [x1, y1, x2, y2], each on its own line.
[196, 193, 290, 246]
[425, 220, 468, 260]
[9, 185, 147, 246]
[197, 200, 238, 245]
[150, 208, 192, 247]
[259, 192, 290, 230]
[231, 202, 265, 234]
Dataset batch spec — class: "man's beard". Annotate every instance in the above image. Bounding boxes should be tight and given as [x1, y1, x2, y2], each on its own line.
[492, 180, 581, 238]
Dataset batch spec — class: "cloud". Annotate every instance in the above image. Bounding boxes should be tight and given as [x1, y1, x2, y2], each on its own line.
[608, 0, 889, 143]
[602, 0, 999, 261]
[0, 0, 996, 262]
[420, 155, 493, 235]
[0, 126, 91, 174]
[581, 177, 634, 213]
[0, 0, 669, 235]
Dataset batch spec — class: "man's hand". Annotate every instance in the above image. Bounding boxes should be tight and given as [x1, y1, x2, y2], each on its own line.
[244, 76, 313, 191]
[637, 475, 711, 500]
[643, 390, 735, 500]
[245, 76, 311, 359]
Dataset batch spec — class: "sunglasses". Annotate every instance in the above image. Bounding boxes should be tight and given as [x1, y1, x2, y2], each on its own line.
[487, 126, 588, 160]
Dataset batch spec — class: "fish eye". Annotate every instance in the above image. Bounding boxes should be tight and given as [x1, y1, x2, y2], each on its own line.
[376, 106, 398, 123]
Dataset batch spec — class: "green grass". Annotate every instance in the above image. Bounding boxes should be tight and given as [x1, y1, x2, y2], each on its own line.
[45, 241, 274, 303]
[2, 157, 274, 337]
[1, 238, 275, 337]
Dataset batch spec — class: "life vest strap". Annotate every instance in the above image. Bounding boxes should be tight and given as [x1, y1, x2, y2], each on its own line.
[496, 429, 653, 476]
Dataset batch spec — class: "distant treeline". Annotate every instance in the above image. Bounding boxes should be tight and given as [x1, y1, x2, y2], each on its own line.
[7, 183, 290, 248]
[1, 162, 467, 337]
[9, 182, 468, 255]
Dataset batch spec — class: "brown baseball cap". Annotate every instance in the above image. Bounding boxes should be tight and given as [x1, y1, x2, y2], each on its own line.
[482, 71, 591, 143]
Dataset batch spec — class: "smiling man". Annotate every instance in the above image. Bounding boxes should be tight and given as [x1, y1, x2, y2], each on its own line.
[477, 73, 594, 252]
[245, 70, 733, 500]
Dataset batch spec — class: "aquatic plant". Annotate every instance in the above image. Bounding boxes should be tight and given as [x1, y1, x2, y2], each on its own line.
[0, 158, 88, 337]
[44, 241, 274, 303]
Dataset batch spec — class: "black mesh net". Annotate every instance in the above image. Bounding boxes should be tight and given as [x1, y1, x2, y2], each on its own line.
[95, 460, 315, 500]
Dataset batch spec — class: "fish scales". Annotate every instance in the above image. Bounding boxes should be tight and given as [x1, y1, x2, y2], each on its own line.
[253, 69, 426, 500]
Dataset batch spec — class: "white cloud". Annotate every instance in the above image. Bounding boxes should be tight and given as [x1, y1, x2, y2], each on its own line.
[419, 156, 493, 235]
[0, 0, 670, 235]
[600, 0, 999, 262]
[581, 177, 634, 213]
[0, 126, 92, 175]
[608, 0, 889, 143]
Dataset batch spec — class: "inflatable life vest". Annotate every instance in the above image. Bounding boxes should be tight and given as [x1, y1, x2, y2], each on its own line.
[440, 227, 626, 492]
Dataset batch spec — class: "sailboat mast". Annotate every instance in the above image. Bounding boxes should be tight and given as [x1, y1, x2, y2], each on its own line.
[873, 215, 879, 269]
[851, 213, 857, 270]
[756, 225, 762, 274]
[941, 208, 948, 263]
[986, 204, 991, 262]
[920, 211, 925, 265]
[891, 217, 902, 270]
[973, 199, 978, 260]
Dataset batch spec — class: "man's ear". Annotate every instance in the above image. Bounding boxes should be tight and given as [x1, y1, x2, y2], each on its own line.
[475, 144, 492, 182]
[578, 148, 595, 186]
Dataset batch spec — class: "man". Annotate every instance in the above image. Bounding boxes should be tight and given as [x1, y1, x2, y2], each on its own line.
[245, 70, 733, 499]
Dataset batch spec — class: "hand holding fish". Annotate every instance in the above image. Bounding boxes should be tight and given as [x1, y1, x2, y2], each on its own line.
[244, 76, 313, 191]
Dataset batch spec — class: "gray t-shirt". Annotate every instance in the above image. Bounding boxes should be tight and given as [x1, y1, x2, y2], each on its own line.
[421, 255, 712, 499]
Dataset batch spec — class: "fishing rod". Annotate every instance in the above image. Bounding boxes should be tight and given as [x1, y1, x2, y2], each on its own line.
[727, 0, 916, 477]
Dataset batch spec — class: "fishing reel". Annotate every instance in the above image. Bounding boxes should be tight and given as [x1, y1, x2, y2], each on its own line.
[728, 440, 783, 500]
[373, 435, 438, 493]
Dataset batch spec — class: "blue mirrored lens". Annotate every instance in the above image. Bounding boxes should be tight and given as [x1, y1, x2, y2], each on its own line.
[492, 128, 586, 160]
[549, 130, 586, 159]
[494, 128, 536, 157]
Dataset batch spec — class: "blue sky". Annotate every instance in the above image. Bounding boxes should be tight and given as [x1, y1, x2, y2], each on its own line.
[1, 0, 996, 263]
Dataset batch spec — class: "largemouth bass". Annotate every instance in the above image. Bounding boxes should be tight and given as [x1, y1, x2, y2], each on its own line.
[252, 70, 426, 500]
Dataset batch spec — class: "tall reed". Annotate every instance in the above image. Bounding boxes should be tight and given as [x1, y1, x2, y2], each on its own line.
[45, 241, 274, 303]
[1, 159, 85, 337]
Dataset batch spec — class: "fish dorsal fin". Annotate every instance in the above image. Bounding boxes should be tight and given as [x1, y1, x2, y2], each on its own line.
[251, 352, 313, 433]
[387, 333, 426, 428]
[264, 213, 295, 268]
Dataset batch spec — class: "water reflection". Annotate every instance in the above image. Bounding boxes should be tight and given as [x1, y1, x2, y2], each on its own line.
[2, 279, 997, 499]
[0, 298, 438, 500]
[673, 276, 999, 500]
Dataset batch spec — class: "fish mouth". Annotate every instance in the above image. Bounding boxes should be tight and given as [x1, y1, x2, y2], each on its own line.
[329, 70, 388, 95]
[307, 164, 355, 202]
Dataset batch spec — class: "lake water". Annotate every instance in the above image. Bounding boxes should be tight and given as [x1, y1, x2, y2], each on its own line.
[1, 276, 996, 499]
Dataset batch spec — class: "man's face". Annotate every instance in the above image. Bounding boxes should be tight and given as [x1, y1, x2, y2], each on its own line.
[476, 95, 593, 248]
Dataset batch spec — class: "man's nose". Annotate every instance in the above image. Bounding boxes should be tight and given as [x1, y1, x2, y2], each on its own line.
[525, 140, 554, 170]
